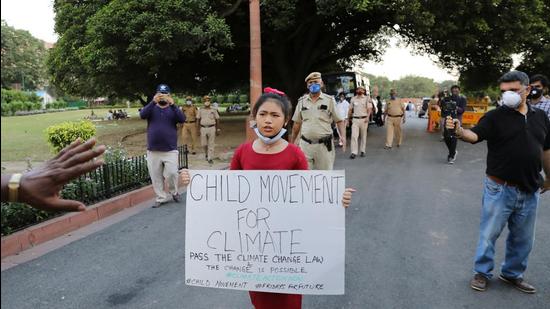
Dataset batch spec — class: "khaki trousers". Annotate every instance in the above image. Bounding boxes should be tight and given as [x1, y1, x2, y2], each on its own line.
[351, 118, 368, 154]
[200, 126, 216, 159]
[146, 150, 179, 203]
[298, 139, 335, 170]
[182, 123, 198, 151]
[385, 116, 403, 147]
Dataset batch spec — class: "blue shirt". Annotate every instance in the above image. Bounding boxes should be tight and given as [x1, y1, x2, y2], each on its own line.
[531, 96, 550, 120]
[140, 101, 185, 151]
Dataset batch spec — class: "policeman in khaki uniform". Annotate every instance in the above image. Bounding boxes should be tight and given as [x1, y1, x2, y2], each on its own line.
[196, 96, 220, 164]
[384, 88, 406, 149]
[348, 85, 373, 159]
[290, 72, 346, 170]
[180, 96, 199, 154]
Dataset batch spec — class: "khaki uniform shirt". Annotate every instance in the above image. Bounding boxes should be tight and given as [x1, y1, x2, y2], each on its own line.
[386, 99, 404, 116]
[292, 92, 343, 139]
[197, 108, 219, 126]
[350, 95, 372, 117]
[181, 105, 198, 122]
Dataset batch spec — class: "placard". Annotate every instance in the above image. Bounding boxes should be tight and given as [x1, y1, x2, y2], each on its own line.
[185, 170, 346, 295]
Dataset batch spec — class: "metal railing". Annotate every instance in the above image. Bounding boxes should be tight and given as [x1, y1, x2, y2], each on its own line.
[62, 145, 188, 205]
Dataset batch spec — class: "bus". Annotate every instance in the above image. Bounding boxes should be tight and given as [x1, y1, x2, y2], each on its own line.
[322, 72, 370, 100]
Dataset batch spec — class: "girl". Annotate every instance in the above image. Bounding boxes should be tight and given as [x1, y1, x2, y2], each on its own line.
[181, 88, 355, 309]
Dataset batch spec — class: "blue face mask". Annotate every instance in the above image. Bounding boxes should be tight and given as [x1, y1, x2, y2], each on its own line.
[308, 83, 321, 94]
[254, 126, 287, 145]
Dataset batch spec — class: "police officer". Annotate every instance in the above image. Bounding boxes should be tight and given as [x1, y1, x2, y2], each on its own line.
[384, 88, 406, 149]
[348, 85, 373, 159]
[290, 72, 346, 170]
[180, 96, 199, 155]
[197, 96, 220, 164]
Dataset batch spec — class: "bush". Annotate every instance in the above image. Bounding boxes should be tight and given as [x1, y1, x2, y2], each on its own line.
[227, 94, 237, 104]
[24, 101, 34, 111]
[1, 103, 11, 116]
[45, 120, 97, 152]
[216, 95, 225, 104]
[1, 89, 42, 104]
[1, 202, 61, 236]
[10, 101, 23, 113]
[239, 94, 249, 104]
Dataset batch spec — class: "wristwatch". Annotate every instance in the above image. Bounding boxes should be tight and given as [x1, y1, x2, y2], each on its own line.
[8, 173, 22, 202]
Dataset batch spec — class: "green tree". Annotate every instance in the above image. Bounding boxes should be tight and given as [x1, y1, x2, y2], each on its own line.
[1, 20, 48, 90]
[393, 75, 437, 98]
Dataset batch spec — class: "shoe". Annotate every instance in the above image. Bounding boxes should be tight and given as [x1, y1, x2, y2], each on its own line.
[208, 159, 214, 164]
[499, 274, 536, 294]
[384, 146, 392, 150]
[152, 201, 163, 208]
[205, 155, 208, 161]
[360, 152, 365, 157]
[172, 193, 181, 203]
[448, 156, 455, 164]
[191, 152, 196, 155]
[470, 273, 488, 292]
[453, 150, 458, 160]
[397, 144, 401, 148]
[350, 154, 356, 159]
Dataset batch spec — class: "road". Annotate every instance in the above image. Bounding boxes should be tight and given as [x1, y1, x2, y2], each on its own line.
[2, 117, 549, 308]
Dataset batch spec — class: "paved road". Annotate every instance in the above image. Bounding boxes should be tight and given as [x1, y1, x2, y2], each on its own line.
[2, 118, 549, 308]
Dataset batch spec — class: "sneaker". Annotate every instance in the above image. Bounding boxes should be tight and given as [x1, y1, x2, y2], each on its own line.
[172, 193, 181, 203]
[191, 151, 196, 155]
[384, 146, 392, 150]
[499, 274, 536, 294]
[152, 201, 163, 208]
[470, 273, 488, 292]
[350, 154, 356, 159]
[448, 156, 455, 164]
[453, 150, 458, 160]
[360, 152, 365, 157]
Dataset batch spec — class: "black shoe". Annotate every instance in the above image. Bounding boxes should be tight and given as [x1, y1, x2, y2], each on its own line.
[384, 146, 392, 150]
[360, 152, 365, 157]
[208, 159, 214, 164]
[499, 274, 536, 294]
[172, 194, 181, 203]
[191, 152, 196, 155]
[470, 273, 488, 292]
[350, 154, 356, 159]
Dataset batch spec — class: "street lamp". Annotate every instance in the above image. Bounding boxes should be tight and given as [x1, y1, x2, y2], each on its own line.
[246, 0, 262, 141]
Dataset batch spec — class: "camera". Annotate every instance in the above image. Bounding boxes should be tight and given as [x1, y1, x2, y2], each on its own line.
[441, 95, 458, 137]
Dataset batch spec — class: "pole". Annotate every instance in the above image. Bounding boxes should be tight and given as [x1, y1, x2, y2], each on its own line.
[247, 0, 262, 141]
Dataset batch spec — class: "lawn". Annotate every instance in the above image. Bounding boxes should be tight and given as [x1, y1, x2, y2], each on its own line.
[1, 109, 146, 162]
[1, 109, 248, 170]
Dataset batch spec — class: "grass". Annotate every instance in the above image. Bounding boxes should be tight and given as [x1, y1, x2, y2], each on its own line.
[1, 109, 146, 162]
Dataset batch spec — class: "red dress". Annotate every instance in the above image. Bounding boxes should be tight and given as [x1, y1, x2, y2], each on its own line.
[230, 141, 308, 309]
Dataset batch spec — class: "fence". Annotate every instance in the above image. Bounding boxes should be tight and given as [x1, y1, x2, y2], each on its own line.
[61, 145, 188, 205]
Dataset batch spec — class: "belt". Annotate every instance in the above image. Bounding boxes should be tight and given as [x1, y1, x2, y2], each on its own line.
[388, 114, 404, 117]
[201, 124, 215, 128]
[185, 120, 196, 123]
[353, 116, 368, 119]
[301, 135, 331, 144]
[487, 175, 518, 187]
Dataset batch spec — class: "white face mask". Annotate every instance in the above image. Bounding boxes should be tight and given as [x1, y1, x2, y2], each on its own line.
[253, 126, 287, 145]
[501, 90, 522, 109]
[186, 100, 192, 105]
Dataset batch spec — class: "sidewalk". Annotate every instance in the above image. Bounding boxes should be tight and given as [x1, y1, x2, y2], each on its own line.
[1, 159, 230, 271]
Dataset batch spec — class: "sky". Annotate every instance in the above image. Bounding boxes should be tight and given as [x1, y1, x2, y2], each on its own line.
[1, 0, 459, 83]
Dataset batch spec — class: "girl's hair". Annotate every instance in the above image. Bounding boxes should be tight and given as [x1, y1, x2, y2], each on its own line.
[252, 93, 291, 121]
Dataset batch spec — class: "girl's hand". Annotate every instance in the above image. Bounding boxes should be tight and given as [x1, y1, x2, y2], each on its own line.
[180, 169, 191, 186]
[341, 188, 356, 208]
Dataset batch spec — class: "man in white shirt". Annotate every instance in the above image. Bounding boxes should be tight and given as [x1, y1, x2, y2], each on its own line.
[335, 93, 350, 146]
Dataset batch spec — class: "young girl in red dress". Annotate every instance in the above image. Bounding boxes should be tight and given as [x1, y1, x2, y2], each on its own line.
[181, 89, 354, 309]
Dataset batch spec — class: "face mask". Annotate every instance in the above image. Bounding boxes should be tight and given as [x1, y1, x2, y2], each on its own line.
[186, 100, 192, 105]
[501, 90, 522, 109]
[308, 83, 321, 94]
[254, 126, 287, 145]
[528, 88, 543, 100]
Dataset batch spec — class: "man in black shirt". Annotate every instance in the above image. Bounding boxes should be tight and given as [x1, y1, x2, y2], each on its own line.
[447, 71, 550, 294]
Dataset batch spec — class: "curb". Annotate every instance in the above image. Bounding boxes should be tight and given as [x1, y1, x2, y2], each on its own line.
[1, 184, 156, 259]
[1, 164, 230, 260]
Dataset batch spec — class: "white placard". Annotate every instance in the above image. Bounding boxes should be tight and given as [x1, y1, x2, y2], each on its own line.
[185, 170, 346, 295]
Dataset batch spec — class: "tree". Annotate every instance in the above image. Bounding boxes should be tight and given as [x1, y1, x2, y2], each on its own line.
[1, 20, 48, 90]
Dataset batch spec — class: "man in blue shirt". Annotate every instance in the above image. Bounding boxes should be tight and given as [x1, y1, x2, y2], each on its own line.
[140, 84, 185, 208]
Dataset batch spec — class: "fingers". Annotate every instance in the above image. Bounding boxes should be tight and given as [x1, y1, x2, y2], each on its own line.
[60, 158, 105, 183]
[52, 138, 82, 160]
[62, 144, 106, 169]
[58, 138, 98, 162]
[46, 198, 86, 212]
[341, 188, 355, 208]
[180, 169, 191, 186]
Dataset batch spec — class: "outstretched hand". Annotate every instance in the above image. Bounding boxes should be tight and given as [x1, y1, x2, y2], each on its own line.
[19, 138, 106, 212]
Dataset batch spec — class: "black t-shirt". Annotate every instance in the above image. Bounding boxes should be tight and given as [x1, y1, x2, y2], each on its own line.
[471, 105, 550, 193]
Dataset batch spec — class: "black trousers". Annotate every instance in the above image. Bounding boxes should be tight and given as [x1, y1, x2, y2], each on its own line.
[444, 127, 457, 158]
